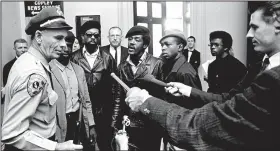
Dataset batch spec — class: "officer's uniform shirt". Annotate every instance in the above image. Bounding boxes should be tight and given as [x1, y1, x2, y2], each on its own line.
[1, 46, 58, 150]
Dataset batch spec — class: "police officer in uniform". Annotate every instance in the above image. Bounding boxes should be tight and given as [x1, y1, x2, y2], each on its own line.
[1, 7, 83, 151]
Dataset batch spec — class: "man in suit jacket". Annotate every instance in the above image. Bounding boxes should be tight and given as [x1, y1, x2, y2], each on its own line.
[182, 36, 200, 72]
[49, 31, 96, 150]
[100, 26, 128, 66]
[3, 38, 28, 86]
[124, 2, 280, 150]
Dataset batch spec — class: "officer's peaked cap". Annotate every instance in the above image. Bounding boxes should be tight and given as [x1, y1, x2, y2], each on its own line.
[25, 7, 72, 35]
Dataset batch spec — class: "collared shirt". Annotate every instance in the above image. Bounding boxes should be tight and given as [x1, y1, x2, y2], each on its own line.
[126, 51, 148, 75]
[2, 46, 58, 150]
[54, 60, 80, 113]
[83, 46, 99, 69]
[109, 45, 121, 66]
[187, 48, 194, 62]
[263, 52, 280, 70]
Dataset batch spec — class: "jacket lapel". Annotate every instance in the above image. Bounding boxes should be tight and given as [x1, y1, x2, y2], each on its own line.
[91, 51, 103, 71]
[134, 54, 151, 79]
[123, 62, 135, 81]
[76, 50, 92, 72]
[121, 47, 129, 63]
[71, 62, 83, 99]
[50, 62, 67, 93]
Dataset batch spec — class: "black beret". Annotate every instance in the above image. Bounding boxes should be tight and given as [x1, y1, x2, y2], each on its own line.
[25, 7, 72, 35]
[125, 26, 150, 38]
[65, 31, 75, 44]
[80, 21, 101, 34]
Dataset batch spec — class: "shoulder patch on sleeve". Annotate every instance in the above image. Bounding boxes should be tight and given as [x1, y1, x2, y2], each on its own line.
[27, 74, 47, 97]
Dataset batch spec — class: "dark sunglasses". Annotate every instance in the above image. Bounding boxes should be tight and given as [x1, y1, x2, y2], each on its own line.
[85, 33, 100, 38]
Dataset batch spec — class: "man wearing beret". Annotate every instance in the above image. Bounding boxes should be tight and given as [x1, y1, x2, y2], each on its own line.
[1, 7, 82, 150]
[160, 29, 202, 109]
[71, 21, 117, 151]
[124, 1, 280, 150]
[49, 31, 96, 148]
[114, 25, 164, 151]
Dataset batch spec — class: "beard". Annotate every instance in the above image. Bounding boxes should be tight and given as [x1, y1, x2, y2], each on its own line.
[85, 43, 98, 54]
[57, 54, 70, 66]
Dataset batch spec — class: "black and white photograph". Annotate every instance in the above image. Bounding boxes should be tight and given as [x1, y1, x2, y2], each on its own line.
[1, 1, 280, 151]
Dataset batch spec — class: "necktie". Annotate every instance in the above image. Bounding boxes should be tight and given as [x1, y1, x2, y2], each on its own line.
[114, 47, 118, 65]
[260, 57, 270, 71]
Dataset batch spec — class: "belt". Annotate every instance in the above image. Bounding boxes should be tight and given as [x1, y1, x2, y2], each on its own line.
[66, 110, 79, 120]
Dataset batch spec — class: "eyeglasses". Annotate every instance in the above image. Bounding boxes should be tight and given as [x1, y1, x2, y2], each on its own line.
[208, 43, 223, 47]
[85, 33, 100, 38]
[109, 35, 121, 38]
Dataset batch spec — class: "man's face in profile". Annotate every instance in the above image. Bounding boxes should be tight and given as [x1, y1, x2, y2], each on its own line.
[247, 9, 278, 54]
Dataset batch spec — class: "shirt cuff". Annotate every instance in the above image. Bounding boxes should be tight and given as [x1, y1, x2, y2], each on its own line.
[185, 87, 192, 97]
[25, 131, 57, 150]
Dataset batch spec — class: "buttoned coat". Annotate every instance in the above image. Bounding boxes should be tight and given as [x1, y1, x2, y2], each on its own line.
[190, 60, 262, 104]
[207, 55, 247, 93]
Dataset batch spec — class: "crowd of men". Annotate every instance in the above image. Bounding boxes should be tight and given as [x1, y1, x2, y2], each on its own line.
[1, 1, 280, 151]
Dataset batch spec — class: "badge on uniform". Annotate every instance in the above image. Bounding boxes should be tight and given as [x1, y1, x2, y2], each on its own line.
[27, 74, 47, 97]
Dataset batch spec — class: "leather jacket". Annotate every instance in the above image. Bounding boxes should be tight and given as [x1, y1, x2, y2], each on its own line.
[113, 52, 165, 129]
[71, 48, 118, 126]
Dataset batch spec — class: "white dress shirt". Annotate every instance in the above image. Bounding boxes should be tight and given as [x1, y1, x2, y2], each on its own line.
[263, 52, 280, 70]
[187, 48, 194, 62]
[83, 46, 100, 69]
[110, 45, 122, 66]
[126, 51, 148, 75]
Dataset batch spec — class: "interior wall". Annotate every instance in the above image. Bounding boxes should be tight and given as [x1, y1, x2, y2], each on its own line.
[191, 2, 248, 91]
[63, 2, 133, 47]
[1, 1, 248, 91]
[1, 2, 24, 87]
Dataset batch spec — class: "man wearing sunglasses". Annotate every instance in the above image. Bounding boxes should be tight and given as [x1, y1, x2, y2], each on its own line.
[71, 21, 117, 151]
[206, 31, 247, 93]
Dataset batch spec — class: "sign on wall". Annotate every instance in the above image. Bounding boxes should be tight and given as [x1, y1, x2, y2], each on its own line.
[24, 1, 64, 17]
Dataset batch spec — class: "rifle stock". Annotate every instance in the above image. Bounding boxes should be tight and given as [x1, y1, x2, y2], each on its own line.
[73, 102, 83, 144]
